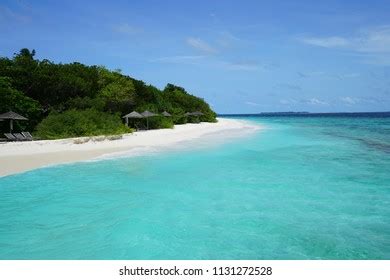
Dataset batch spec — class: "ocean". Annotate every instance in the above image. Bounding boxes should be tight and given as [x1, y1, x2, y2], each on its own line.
[0, 113, 389, 259]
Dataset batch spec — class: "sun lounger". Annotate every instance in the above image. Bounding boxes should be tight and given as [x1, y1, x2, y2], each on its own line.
[21, 132, 33, 141]
[13, 133, 27, 141]
[135, 123, 147, 131]
[4, 133, 17, 141]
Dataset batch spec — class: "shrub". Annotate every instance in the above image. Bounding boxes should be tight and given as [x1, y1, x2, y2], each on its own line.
[147, 116, 174, 129]
[0, 77, 42, 132]
[35, 109, 132, 139]
[106, 135, 123, 141]
[73, 137, 90, 144]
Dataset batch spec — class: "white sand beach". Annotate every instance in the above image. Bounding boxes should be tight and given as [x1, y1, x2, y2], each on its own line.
[0, 118, 261, 177]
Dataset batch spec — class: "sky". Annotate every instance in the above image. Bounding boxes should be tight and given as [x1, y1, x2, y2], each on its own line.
[1, 0, 390, 113]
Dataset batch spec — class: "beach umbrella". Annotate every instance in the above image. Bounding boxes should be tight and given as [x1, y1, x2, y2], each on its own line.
[0, 111, 28, 133]
[141, 110, 158, 117]
[122, 111, 143, 126]
[141, 110, 159, 129]
[185, 111, 203, 123]
[161, 111, 172, 117]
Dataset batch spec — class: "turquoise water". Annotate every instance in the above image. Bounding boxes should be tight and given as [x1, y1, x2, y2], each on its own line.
[0, 115, 389, 259]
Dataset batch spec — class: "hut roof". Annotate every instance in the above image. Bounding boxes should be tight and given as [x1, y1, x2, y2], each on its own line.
[0, 111, 28, 120]
[141, 110, 159, 117]
[161, 111, 172, 117]
[122, 111, 143, 118]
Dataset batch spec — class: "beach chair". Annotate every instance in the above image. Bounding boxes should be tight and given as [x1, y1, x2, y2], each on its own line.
[21, 132, 33, 141]
[135, 123, 147, 131]
[4, 133, 17, 141]
[13, 133, 27, 141]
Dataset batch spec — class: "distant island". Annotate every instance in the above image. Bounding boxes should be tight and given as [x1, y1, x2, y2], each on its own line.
[219, 111, 390, 117]
[0, 49, 216, 139]
[259, 111, 310, 115]
[219, 112, 310, 116]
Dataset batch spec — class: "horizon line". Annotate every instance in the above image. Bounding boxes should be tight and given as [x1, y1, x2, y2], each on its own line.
[218, 111, 390, 115]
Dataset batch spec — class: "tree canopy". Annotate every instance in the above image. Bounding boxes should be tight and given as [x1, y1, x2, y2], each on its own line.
[0, 49, 217, 138]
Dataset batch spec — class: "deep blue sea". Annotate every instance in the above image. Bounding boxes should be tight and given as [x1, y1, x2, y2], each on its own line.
[0, 113, 389, 259]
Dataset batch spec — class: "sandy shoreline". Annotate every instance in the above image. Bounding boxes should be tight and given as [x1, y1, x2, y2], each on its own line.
[0, 118, 261, 177]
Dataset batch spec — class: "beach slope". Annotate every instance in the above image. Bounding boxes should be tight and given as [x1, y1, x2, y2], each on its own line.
[0, 118, 260, 177]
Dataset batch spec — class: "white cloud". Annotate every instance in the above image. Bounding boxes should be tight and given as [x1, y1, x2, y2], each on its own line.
[113, 23, 142, 35]
[151, 55, 266, 72]
[216, 31, 242, 47]
[150, 55, 205, 64]
[340, 96, 360, 105]
[0, 5, 30, 22]
[300, 36, 349, 48]
[355, 26, 390, 53]
[299, 25, 390, 56]
[278, 83, 302, 91]
[245, 101, 260, 106]
[15, 0, 32, 11]
[337, 73, 360, 79]
[340, 96, 389, 105]
[298, 71, 360, 80]
[220, 60, 278, 72]
[186, 37, 217, 54]
[356, 53, 390, 65]
[306, 98, 328, 105]
[279, 98, 298, 105]
[279, 98, 328, 106]
[222, 61, 259, 71]
[297, 71, 326, 78]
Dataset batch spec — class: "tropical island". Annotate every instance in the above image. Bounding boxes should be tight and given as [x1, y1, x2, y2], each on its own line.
[0, 49, 258, 176]
[0, 48, 217, 139]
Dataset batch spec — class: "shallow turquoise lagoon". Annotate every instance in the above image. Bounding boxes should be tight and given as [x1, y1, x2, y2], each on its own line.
[0, 116, 389, 259]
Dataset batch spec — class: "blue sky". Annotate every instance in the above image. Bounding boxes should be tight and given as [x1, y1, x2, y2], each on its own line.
[1, 0, 390, 113]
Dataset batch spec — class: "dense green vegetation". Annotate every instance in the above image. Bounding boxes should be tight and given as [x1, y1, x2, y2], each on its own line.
[0, 48, 217, 139]
[35, 109, 131, 140]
